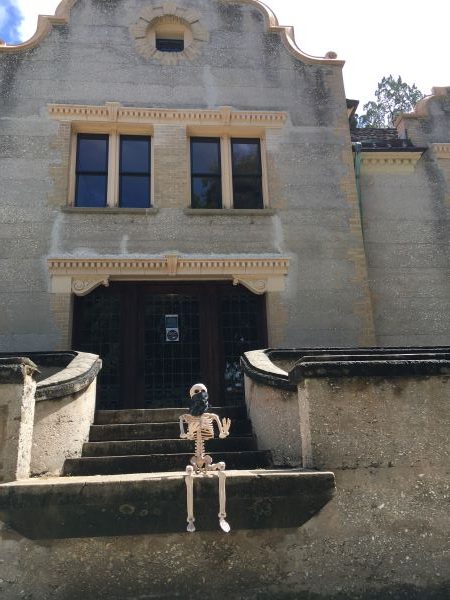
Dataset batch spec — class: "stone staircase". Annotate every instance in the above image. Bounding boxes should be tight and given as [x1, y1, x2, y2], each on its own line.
[63, 405, 272, 476]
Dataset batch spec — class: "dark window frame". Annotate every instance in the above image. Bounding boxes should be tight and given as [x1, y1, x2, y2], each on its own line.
[75, 133, 109, 207]
[231, 138, 264, 210]
[119, 135, 152, 208]
[190, 137, 223, 209]
[156, 38, 185, 52]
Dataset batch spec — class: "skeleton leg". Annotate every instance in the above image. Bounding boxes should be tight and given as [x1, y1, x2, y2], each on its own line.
[185, 465, 196, 533]
[217, 462, 230, 533]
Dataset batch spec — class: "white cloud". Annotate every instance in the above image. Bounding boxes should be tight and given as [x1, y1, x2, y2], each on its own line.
[15, 0, 60, 41]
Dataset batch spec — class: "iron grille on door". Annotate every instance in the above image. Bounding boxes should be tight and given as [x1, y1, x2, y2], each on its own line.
[142, 294, 201, 408]
[73, 289, 122, 410]
[221, 291, 263, 404]
[73, 282, 266, 409]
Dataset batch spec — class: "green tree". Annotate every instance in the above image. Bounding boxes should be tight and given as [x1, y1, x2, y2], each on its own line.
[358, 75, 424, 128]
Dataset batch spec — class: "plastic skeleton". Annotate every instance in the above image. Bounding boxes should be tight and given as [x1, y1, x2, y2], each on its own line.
[179, 383, 232, 533]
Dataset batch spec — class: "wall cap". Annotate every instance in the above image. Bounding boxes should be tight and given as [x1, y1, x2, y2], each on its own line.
[242, 347, 450, 389]
[0, 358, 39, 384]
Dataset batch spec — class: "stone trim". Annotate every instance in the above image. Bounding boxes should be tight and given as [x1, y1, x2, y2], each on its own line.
[130, 4, 209, 65]
[290, 356, 450, 381]
[61, 207, 160, 215]
[48, 102, 287, 128]
[0, 0, 342, 68]
[48, 254, 290, 296]
[220, 0, 343, 67]
[361, 151, 423, 172]
[36, 352, 102, 402]
[243, 347, 450, 389]
[395, 87, 450, 125]
[431, 144, 450, 159]
[0, 0, 76, 53]
[241, 350, 295, 391]
[0, 359, 39, 384]
[183, 208, 276, 216]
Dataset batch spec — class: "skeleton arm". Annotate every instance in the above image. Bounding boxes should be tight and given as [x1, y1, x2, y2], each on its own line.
[179, 414, 189, 438]
[208, 413, 231, 439]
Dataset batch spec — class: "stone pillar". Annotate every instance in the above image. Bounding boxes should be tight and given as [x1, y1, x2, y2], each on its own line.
[0, 358, 38, 482]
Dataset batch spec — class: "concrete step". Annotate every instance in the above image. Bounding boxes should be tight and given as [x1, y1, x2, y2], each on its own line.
[82, 436, 257, 457]
[94, 406, 246, 425]
[0, 470, 336, 538]
[63, 451, 272, 476]
[89, 419, 253, 442]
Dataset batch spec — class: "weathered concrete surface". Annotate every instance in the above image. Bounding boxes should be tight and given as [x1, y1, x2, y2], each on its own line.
[0, 359, 38, 482]
[244, 375, 301, 466]
[360, 150, 450, 346]
[31, 379, 96, 476]
[0, 0, 372, 349]
[0, 469, 335, 538]
[0, 466, 448, 599]
[298, 375, 450, 471]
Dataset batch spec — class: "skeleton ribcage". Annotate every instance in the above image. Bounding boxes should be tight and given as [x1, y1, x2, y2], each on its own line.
[187, 416, 214, 439]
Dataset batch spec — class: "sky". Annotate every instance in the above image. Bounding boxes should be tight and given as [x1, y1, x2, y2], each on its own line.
[0, 0, 447, 108]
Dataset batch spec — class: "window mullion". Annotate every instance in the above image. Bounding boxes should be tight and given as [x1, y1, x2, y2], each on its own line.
[107, 132, 118, 207]
[221, 136, 232, 209]
[260, 136, 269, 208]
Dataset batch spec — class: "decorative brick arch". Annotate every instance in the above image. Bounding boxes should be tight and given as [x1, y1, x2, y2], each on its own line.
[130, 4, 209, 65]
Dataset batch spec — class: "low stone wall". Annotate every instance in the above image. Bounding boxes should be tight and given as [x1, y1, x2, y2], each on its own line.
[0, 348, 448, 599]
[0, 358, 38, 483]
[243, 350, 301, 466]
[31, 352, 100, 476]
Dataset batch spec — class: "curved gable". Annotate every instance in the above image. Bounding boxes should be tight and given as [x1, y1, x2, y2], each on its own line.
[0, 0, 343, 67]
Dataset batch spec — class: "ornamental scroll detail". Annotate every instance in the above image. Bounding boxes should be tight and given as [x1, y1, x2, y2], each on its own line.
[71, 277, 109, 297]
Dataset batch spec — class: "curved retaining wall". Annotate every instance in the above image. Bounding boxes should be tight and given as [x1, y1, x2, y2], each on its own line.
[0, 352, 101, 477]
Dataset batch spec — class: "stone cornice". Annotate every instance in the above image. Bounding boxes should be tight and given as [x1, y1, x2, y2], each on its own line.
[0, 0, 343, 68]
[430, 144, 450, 159]
[48, 254, 290, 296]
[47, 102, 287, 127]
[361, 151, 423, 172]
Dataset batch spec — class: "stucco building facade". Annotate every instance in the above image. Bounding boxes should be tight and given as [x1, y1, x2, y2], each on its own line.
[0, 1, 449, 598]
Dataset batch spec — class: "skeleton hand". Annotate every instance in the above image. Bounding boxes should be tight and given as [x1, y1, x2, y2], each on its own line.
[219, 417, 231, 438]
[180, 433, 188, 439]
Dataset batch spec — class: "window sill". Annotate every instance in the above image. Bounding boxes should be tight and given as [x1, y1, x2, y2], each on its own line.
[183, 208, 275, 216]
[61, 207, 159, 215]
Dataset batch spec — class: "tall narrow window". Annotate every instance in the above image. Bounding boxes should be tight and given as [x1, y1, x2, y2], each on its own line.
[119, 136, 151, 208]
[190, 138, 222, 209]
[231, 139, 263, 209]
[75, 134, 108, 207]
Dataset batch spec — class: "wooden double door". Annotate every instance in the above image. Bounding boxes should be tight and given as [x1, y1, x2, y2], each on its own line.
[73, 282, 267, 409]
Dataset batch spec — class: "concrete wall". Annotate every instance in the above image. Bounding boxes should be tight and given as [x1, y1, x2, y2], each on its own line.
[31, 379, 96, 476]
[244, 375, 301, 466]
[360, 152, 450, 346]
[299, 374, 450, 471]
[0, 360, 37, 483]
[0, 359, 449, 598]
[0, 0, 373, 350]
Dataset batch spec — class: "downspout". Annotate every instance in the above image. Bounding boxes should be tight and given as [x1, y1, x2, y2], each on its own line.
[352, 141, 366, 248]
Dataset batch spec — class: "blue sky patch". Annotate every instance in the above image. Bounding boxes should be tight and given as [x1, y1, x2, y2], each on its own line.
[0, 1, 23, 44]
